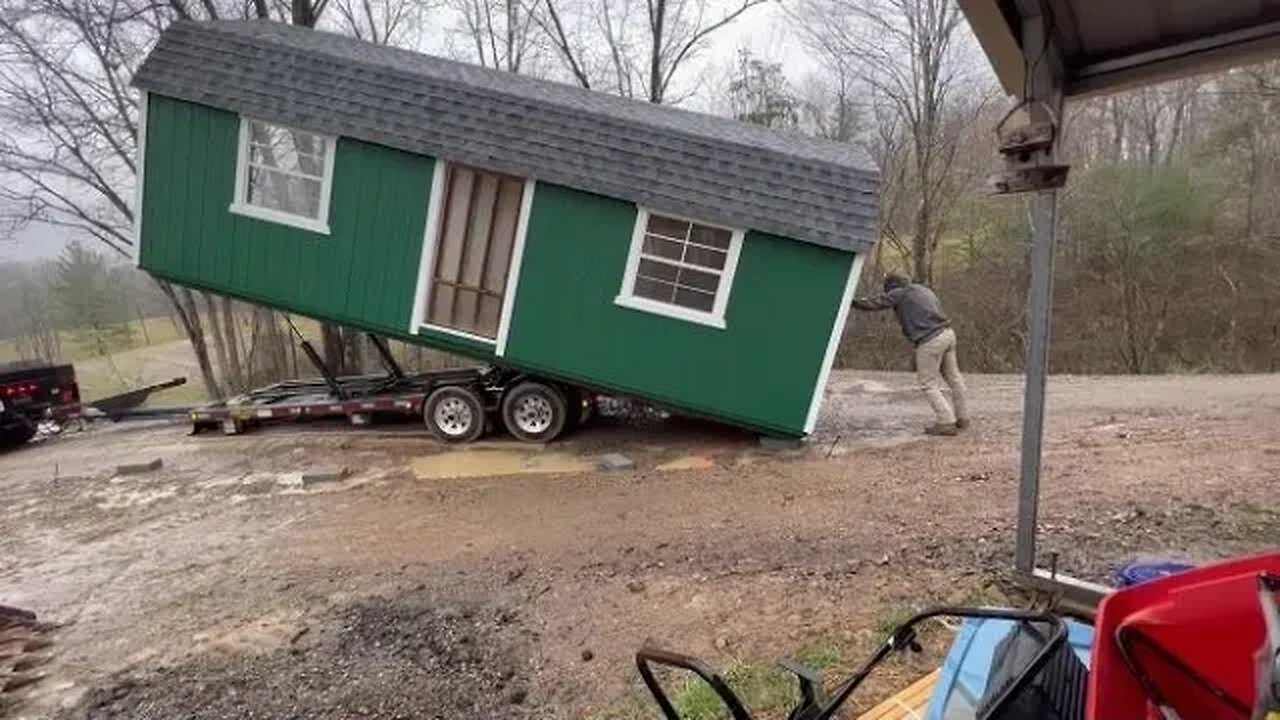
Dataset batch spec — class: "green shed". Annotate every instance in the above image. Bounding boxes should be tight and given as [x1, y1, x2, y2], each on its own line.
[131, 20, 880, 440]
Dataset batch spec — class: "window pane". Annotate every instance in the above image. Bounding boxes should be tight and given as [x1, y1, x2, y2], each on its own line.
[477, 295, 503, 338]
[683, 245, 727, 270]
[483, 179, 523, 293]
[434, 167, 475, 284]
[248, 121, 327, 179]
[689, 224, 732, 250]
[634, 276, 677, 303]
[636, 258, 680, 283]
[247, 167, 321, 218]
[642, 234, 685, 261]
[454, 288, 480, 332]
[429, 284, 456, 326]
[676, 266, 720, 293]
[460, 174, 499, 290]
[646, 214, 690, 240]
[674, 287, 716, 312]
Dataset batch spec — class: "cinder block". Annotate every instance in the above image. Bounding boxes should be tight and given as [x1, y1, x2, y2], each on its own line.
[116, 458, 163, 475]
[598, 453, 635, 471]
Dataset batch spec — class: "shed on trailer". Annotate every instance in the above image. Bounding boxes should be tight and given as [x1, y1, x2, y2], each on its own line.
[131, 20, 879, 437]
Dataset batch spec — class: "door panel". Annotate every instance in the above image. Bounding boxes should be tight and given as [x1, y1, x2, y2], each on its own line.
[424, 165, 524, 339]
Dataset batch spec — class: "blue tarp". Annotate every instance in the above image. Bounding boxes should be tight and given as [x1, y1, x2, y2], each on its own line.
[924, 617, 1093, 720]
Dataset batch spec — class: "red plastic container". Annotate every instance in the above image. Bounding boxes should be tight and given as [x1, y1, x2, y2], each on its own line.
[1087, 551, 1280, 720]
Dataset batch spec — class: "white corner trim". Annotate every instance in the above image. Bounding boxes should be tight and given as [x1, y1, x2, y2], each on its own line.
[616, 206, 743, 330]
[409, 161, 448, 333]
[804, 252, 865, 434]
[494, 178, 536, 357]
[228, 202, 331, 235]
[613, 294, 727, 329]
[418, 323, 497, 346]
[132, 90, 148, 268]
[231, 115, 336, 235]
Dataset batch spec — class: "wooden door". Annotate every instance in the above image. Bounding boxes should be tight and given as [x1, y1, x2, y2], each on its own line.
[426, 164, 524, 339]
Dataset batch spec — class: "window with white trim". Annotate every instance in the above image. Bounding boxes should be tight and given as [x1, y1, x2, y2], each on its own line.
[616, 209, 743, 329]
[230, 118, 335, 234]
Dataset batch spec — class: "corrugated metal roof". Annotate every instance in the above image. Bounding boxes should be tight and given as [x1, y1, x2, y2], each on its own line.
[964, 0, 1280, 97]
[133, 20, 879, 253]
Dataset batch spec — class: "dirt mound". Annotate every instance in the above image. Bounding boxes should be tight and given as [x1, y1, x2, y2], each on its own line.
[60, 596, 535, 720]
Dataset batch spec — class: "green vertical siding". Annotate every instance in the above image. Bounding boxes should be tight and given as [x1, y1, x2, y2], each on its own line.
[504, 184, 854, 435]
[141, 95, 855, 433]
[140, 95, 494, 358]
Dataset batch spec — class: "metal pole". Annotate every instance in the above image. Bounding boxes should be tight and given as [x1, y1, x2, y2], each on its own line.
[1015, 188, 1059, 572]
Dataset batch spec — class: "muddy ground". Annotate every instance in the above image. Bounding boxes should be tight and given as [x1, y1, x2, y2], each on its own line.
[2, 371, 1278, 719]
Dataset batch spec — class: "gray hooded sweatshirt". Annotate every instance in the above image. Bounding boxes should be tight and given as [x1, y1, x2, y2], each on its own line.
[851, 276, 951, 346]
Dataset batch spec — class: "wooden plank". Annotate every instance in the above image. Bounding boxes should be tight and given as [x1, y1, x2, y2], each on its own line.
[856, 669, 939, 720]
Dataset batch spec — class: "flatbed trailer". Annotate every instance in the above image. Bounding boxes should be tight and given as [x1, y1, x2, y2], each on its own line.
[190, 332, 588, 443]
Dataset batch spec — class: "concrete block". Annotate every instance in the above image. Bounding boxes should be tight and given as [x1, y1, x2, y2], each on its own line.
[115, 458, 163, 475]
[301, 467, 350, 486]
[598, 453, 635, 471]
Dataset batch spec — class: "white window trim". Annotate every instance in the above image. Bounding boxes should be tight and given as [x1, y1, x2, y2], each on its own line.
[229, 116, 336, 235]
[614, 207, 744, 330]
[132, 90, 149, 268]
[408, 163, 536, 350]
[494, 179, 536, 356]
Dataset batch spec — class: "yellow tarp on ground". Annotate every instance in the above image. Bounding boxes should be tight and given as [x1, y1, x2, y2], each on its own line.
[412, 449, 593, 479]
[857, 669, 939, 720]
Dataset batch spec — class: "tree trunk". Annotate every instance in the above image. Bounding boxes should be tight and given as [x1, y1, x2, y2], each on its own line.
[156, 280, 222, 400]
[221, 297, 245, 392]
[250, 307, 290, 381]
[649, 0, 665, 103]
[342, 329, 365, 376]
[321, 323, 346, 376]
[913, 196, 932, 284]
[203, 292, 233, 391]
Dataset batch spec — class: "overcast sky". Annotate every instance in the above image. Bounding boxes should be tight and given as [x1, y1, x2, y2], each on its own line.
[1, 2, 816, 263]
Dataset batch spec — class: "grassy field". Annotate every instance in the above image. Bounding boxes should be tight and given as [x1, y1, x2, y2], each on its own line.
[0, 316, 214, 404]
[0, 315, 185, 366]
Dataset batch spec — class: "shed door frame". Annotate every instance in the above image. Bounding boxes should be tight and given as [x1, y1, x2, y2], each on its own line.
[409, 160, 536, 353]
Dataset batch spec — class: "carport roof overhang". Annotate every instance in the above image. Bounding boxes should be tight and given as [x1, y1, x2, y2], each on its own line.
[960, 0, 1280, 98]
[959, 0, 1280, 616]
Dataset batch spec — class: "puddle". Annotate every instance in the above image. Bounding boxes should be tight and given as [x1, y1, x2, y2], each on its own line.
[411, 448, 594, 479]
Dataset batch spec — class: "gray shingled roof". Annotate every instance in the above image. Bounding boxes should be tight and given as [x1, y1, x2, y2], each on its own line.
[133, 20, 879, 252]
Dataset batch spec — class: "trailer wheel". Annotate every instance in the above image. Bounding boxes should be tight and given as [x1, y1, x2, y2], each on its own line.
[501, 381, 568, 443]
[0, 421, 37, 449]
[425, 386, 486, 443]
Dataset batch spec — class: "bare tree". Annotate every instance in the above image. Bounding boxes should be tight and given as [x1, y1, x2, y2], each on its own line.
[0, 0, 230, 397]
[794, 0, 985, 283]
[332, 0, 427, 46]
[446, 0, 539, 72]
[0, 0, 417, 399]
[537, 0, 767, 103]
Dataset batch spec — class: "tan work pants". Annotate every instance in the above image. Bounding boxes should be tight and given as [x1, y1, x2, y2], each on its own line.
[915, 328, 968, 426]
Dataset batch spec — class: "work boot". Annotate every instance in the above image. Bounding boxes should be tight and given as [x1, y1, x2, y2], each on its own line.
[955, 418, 971, 431]
[925, 423, 958, 437]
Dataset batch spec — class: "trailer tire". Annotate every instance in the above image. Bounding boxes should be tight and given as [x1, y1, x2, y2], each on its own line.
[425, 386, 486, 444]
[0, 421, 37, 449]
[501, 381, 568, 443]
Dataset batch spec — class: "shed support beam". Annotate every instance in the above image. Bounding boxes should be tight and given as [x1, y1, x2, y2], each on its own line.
[1005, 6, 1109, 612]
[1012, 4, 1063, 577]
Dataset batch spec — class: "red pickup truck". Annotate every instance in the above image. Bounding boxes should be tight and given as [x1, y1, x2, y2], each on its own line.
[0, 362, 79, 448]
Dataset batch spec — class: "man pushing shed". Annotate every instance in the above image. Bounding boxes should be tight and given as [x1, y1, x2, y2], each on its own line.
[852, 274, 969, 436]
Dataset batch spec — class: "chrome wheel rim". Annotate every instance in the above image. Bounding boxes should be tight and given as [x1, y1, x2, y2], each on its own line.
[433, 397, 474, 437]
[513, 394, 554, 435]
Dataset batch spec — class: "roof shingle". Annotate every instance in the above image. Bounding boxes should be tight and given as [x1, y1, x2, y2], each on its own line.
[133, 20, 879, 252]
